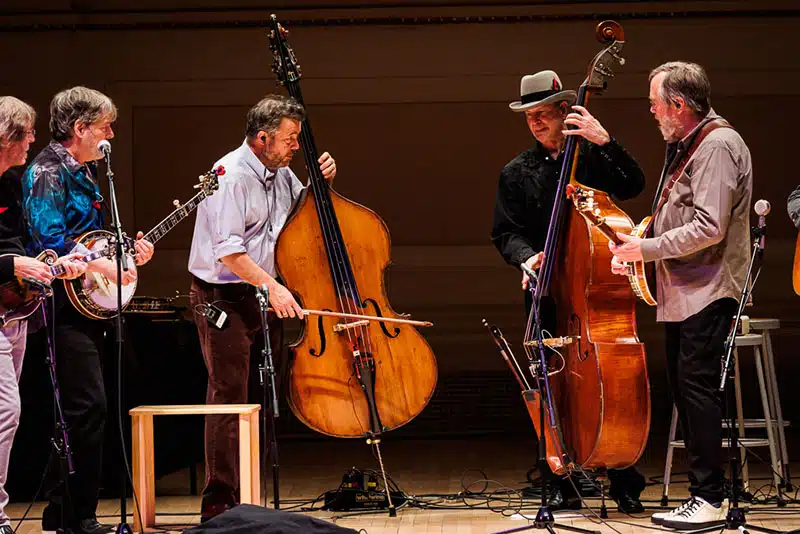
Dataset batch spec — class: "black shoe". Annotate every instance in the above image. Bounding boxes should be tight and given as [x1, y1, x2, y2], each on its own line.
[0, 524, 13, 534]
[548, 484, 582, 511]
[74, 519, 114, 534]
[612, 490, 645, 514]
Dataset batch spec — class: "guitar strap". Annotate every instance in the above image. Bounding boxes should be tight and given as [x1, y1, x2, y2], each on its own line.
[650, 118, 733, 222]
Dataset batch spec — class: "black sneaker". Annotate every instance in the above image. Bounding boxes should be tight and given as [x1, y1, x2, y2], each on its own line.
[0, 524, 13, 534]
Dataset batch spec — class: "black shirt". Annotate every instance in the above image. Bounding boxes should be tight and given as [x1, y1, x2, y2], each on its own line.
[0, 168, 28, 283]
[491, 137, 645, 267]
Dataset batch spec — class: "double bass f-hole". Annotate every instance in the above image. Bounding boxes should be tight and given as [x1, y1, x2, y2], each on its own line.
[309, 311, 327, 357]
[363, 298, 401, 338]
[568, 314, 587, 362]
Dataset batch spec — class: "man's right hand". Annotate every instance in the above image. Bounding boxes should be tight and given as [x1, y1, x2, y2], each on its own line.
[268, 282, 304, 319]
[522, 252, 544, 290]
[88, 258, 137, 286]
[611, 255, 628, 276]
[14, 256, 54, 285]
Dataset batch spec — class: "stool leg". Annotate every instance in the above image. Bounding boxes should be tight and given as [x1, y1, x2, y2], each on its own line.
[238, 412, 260, 506]
[763, 331, 791, 490]
[733, 348, 749, 491]
[132, 414, 155, 532]
[754, 346, 782, 491]
[249, 412, 260, 506]
[661, 405, 679, 506]
[238, 413, 252, 505]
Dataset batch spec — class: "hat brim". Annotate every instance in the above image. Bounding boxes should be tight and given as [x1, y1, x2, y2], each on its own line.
[509, 90, 577, 112]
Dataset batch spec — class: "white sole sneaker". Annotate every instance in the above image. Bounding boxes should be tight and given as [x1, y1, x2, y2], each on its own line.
[650, 510, 672, 525]
[660, 497, 727, 530]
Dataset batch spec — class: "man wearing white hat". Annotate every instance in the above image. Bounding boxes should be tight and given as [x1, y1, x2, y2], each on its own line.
[491, 70, 647, 513]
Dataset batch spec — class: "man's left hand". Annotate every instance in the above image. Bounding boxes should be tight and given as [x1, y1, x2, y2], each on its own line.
[134, 231, 154, 266]
[563, 105, 611, 146]
[319, 152, 337, 181]
[608, 232, 643, 263]
[54, 253, 87, 280]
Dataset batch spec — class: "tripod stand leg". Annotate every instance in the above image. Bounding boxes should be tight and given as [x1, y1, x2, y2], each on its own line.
[492, 518, 601, 534]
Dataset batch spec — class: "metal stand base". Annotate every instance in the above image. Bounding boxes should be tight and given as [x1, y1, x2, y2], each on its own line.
[493, 505, 601, 534]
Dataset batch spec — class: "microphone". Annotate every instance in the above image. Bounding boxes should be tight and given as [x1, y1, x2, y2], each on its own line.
[754, 199, 770, 251]
[520, 262, 539, 284]
[754, 198, 771, 219]
[97, 139, 111, 157]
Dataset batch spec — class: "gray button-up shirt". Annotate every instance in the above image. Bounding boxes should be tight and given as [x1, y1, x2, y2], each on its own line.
[188, 140, 304, 283]
[640, 110, 753, 322]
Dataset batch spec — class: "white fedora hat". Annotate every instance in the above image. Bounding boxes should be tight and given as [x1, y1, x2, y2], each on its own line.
[509, 70, 577, 112]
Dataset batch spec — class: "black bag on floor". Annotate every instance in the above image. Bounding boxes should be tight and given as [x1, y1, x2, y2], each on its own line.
[183, 504, 359, 534]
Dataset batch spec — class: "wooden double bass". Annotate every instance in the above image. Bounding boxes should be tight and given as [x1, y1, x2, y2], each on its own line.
[525, 21, 651, 475]
[268, 17, 438, 440]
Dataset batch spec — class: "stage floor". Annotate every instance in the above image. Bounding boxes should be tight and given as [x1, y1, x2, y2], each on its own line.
[7, 438, 800, 533]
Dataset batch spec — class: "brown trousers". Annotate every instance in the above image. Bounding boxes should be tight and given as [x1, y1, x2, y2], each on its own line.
[189, 277, 284, 502]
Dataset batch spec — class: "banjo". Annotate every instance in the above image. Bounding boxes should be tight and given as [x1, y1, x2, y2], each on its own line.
[65, 166, 222, 320]
[567, 184, 657, 306]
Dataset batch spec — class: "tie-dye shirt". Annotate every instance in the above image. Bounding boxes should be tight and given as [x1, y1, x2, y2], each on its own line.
[22, 140, 104, 256]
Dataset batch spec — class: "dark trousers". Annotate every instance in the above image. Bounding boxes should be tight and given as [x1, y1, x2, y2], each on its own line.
[42, 290, 108, 525]
[664, 297, 737, 504]
[189, 278, 283, 505]
[524, 294, 646, 497]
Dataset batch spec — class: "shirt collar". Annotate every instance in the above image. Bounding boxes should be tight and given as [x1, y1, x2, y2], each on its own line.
[675, 108, 721, 151]
[239, 139, 277, 183]
[49, 139, 88, 175]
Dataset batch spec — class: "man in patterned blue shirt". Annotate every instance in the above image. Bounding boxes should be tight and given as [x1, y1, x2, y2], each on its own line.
[22, 86, 154, 534]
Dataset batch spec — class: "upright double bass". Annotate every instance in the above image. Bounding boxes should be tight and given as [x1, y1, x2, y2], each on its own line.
[525, 21, 651, 474]
[267, 18, 438, 441]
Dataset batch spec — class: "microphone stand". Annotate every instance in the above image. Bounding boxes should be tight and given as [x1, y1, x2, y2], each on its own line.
[102, 145, 133, 534]
[495, 267, 598, 534]
[687, 219, 790, 534]
[41, 298, 75, 534]
[255, 285, 280, 509]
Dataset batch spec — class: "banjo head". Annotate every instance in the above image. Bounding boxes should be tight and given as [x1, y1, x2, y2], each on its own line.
[70, 230, 138, 319]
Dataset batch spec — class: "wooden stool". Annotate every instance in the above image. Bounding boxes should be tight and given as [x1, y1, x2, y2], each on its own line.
[129, 404, 261, 532]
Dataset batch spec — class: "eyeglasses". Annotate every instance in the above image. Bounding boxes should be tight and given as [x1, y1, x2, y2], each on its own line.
[8, 128, 34, 141]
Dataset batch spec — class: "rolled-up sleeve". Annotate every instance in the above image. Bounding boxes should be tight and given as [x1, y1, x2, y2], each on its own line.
[641, 139, 738, 262]
[205, 176, 249, 262]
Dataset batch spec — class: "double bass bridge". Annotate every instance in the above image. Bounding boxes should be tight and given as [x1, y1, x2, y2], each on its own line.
[333, 319, 370, 333]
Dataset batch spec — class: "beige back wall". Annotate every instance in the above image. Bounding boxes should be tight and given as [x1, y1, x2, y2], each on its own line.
[1, 3, 799, 428]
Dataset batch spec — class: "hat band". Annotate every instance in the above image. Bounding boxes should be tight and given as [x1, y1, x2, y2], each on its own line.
[520, 88, 559, 105]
